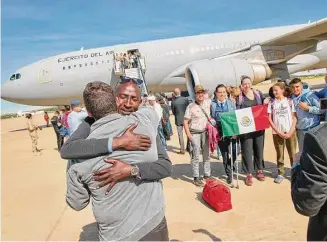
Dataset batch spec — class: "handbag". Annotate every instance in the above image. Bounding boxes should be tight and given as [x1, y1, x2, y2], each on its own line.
[196, 102, 221, 141]
[202, 180, 232, 213]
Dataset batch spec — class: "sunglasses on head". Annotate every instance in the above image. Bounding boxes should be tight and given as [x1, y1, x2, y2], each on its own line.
[119, 76, 144, 86]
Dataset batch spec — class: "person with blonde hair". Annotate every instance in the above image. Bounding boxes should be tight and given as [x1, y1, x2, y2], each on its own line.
[236, 76, 269, 186]
[268, 82, 297, 184]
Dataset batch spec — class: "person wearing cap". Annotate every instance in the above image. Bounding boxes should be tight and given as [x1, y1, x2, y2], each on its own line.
[68, 100, 88, 134]
[184, 84, 213, 186]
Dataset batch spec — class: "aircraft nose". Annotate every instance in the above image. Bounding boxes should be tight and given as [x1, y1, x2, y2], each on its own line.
[1, 81, 18, 102]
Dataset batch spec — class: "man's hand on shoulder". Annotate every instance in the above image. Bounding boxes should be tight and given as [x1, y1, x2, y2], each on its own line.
[93, 159, 133, 194]
[113, 123, 152, 151]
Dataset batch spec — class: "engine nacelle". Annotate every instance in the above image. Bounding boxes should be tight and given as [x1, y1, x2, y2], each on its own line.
[185, 58, 271, 98]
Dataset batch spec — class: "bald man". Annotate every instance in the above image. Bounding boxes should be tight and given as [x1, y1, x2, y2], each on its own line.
[63, 81, 171, 241]
[171, 88, 189, 154]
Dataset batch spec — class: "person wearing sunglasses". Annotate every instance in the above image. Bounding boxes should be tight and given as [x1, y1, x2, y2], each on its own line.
[61, 80, 171, 241]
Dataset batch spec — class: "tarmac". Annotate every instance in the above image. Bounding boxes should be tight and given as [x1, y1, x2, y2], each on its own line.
[2, 77, 324, 241]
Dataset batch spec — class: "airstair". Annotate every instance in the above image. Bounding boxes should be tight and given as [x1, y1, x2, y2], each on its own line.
[113, 49, 148, 96]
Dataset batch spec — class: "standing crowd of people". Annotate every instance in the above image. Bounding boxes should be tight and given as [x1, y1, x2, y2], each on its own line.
[23, 74, 327, 241]
[178, 75, 325, 187]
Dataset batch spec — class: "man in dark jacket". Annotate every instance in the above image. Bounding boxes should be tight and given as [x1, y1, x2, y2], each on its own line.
[171, 88, 189, 154]
[291, 122, 327, 241]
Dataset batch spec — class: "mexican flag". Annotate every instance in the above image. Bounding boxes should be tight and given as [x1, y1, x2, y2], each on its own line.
[220, 105, 270, 137]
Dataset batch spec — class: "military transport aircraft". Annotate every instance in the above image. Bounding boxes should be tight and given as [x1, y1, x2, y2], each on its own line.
[2, 18, 327, 105]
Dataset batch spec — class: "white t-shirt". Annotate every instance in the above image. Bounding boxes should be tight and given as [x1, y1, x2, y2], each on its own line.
[153, 103, 163, 120]
[268, 98, 296, 134]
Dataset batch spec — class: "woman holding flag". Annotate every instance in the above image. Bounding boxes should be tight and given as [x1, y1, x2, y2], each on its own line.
[236, 76, 269, 186]
[211, 84, 237, 184]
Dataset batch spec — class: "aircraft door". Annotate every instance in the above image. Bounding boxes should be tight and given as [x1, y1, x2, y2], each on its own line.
[38, 61, 52, 83]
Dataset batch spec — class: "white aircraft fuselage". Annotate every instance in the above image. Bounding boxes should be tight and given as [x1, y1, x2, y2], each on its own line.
[2, 23, 327, 106]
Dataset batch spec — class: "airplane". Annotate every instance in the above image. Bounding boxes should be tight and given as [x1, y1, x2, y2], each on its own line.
[2, 17, 327, 106]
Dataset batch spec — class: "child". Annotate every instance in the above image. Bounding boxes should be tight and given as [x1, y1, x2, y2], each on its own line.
[268, 82, 297, 184]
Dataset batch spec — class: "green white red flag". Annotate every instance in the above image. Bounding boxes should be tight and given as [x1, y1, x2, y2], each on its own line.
[220, 105, 270, 136]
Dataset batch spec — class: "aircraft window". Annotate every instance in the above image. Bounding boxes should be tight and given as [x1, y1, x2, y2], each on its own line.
[10, 74, 16, 81]
[107, 60, 110, 63]
[16, 73, 21, 79]
[85, 63, 88, 66]
[74, 65, 77, 68]
[68, 66, 71, 69]
[96, 62, 98, 65]
[90, 62, 93, 65]
[63, 67, 65, 70]
[102, 60, 104, 64]
[79, 64, 82, 67]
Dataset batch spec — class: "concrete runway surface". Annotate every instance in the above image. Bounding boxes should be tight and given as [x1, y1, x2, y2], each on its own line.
[2, 77, 325, 241]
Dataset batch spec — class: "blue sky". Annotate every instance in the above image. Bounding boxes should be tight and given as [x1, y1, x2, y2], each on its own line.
[1, 0, 327, 113]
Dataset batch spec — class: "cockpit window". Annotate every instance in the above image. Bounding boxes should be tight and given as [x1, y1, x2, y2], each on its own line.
[10, 74, 16, 81]
[16, 73, 21, 79]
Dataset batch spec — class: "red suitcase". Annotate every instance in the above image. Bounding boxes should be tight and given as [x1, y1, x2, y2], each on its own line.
[202, 180, 232, 212]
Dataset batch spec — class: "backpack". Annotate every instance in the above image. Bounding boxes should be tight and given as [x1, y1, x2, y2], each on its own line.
[202, 180, 232, 213]
[238, 89, 262, 106]
[299, 91, 314, 106]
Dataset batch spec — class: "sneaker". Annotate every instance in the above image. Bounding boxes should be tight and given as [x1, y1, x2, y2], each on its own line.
[274, 175, 284, 184]
[193, 178, 204, 187]
[256, 171, 265, 181]
[245, 174, 253, 186]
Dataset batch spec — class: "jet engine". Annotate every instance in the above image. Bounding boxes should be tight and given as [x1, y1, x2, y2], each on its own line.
[185, 58, 272, 98]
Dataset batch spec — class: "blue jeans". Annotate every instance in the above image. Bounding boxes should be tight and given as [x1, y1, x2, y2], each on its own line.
[158, 123, 167, 149]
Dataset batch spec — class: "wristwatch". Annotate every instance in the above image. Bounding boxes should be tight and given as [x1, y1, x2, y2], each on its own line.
[130, 165, 141, 179]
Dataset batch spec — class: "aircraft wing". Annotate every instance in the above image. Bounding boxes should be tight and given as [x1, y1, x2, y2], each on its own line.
[168, 18, 327, 78]
[219, 18, 327, 57]
[261, 17, 327, 46]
